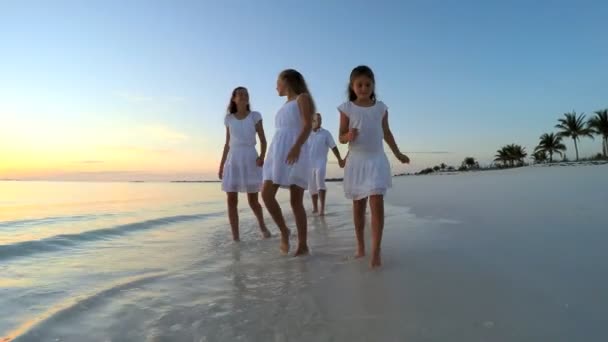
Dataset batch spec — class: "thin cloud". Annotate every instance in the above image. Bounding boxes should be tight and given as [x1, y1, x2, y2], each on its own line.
[138, 124, 189, 142]
[167, 96, 186, 102]
[117, 92, 186, 104]
[76, 160, 104, 164]
[99, 145, 173, 154]
[118, 91, 153, 102]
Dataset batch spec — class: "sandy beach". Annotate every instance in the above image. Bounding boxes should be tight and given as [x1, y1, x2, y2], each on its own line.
[1, 164, 607, 341]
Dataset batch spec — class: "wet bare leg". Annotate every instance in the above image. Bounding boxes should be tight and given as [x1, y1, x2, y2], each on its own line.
[319, 189, 327, 216]
[369, 195, 384, 268]
[311, 193, 319, 214]
[353, 197, 367, 258]
[227, 192, 239, 241]
[262, 181, 290, 253]
[248, 193, 271, 238]
[290, 185, 309, 256]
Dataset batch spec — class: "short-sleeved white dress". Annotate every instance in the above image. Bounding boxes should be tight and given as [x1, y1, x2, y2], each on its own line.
[263, 99, 310, 189]
[222, 111, 263, 193]
[339, 101, 392, 200]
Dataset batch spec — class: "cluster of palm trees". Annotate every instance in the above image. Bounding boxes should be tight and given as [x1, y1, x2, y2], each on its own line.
[418, 157, 482, 174]
[415, 109, 606, 175]
[535, 109, 608, 162]
[494, 144, 527, 167]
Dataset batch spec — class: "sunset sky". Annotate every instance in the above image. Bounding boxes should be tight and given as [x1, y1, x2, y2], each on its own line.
[1, 0, 607, 181]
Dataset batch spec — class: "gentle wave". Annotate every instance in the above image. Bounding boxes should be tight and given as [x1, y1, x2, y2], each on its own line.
[0, 213, 221, 261]
[0, 212, 123, 229]
[4, 271, 168, 342]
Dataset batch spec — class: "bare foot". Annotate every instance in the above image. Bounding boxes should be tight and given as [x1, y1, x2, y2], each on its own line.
[355, 250, 365, 258]
[280, 230, 290, 254]
[312, 209, 318, 214]
[370, 253, 382, 268]
[261, 229, 272, 239]
[293, 245, 309, 257]
[319, 210, 325, 217]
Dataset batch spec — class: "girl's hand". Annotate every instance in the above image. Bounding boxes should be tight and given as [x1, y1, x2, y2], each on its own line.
[396, 153, 410, 164]
[346, 128, 359, 142]
[286, 145, 301, 165]
[338, 158, 346, 168]
[256, 157, 264, 167]
[218, 166, 224, 180]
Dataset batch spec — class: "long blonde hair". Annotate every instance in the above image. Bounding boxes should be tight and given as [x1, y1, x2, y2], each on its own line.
[279, 69, 316, 113]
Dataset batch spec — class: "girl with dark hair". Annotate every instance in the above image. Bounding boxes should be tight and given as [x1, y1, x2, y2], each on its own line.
[219, 87, 271, 241]
[338, 65, 410, 268]
[262, 69, 315, 256]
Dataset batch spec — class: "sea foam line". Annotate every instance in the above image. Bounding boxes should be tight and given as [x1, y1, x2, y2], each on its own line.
[0, 212, 222, 261]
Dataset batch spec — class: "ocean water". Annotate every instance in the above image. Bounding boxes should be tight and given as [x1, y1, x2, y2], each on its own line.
[0, 181, 414, 341]
[1, 165, 607, 342]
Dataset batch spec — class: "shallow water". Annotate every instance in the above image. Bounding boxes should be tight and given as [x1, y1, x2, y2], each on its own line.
[1, 165, 607, 341]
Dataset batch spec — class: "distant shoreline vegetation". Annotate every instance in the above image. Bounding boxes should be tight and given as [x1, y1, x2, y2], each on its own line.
[415, 108, 608, 176]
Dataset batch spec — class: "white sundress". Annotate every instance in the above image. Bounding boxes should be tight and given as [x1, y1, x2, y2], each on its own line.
[221, 111, 263, 193]
[339, 101, 392, 200]
[263, 99, 310, 189]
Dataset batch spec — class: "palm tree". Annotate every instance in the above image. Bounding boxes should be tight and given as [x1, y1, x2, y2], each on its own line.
[534, 133, 566, 163]
[588, 109, 608, 158]
[507, 144, 527, 166]
[496, 144, 527, 167]
[494, 148, 510, 167]
[440, 163, 447, 171]
[555, 111, 594, 161]
[532, 150, 547, 164]
[463, 157, 477, 169]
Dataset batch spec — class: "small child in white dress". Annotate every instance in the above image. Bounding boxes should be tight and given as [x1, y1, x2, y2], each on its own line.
[338, 66, 410, 268]
[219, 87, 271, 241]
[262, 69, 316, 256]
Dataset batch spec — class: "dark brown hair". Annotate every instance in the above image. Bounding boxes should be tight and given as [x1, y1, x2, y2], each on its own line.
[279, 69, 316, 113]
[348, 65, 377, 102]
[227, 86, 250, 114]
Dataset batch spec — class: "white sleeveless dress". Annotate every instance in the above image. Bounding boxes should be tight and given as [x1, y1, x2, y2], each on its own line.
[339, 101, 392, 200]
[222, 111, 263, 193]
[263, 99, 311, 189]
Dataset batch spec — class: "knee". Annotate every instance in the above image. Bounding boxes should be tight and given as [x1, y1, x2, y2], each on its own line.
[248, 195, 261, 209]
[290, 194, 303, 209]
[227, 194, 238, 208]
[261, 189, 273, 206]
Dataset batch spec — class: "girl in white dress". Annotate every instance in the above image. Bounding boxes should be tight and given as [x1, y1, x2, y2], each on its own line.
[262, 69, 315, 256]
[338, 66, 410, 268]
[219, 87, 271, 241]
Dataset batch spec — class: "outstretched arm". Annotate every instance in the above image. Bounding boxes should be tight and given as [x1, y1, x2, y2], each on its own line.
[327, 132, 344, 167]
[382, 111, 410, 164]
[331, 146, 345, 168]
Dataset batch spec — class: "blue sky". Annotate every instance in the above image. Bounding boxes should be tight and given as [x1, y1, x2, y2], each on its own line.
[1, 0, 607, 180]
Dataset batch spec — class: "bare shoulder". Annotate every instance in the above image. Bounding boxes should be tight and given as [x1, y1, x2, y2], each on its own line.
[297, 93, 312, 104]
